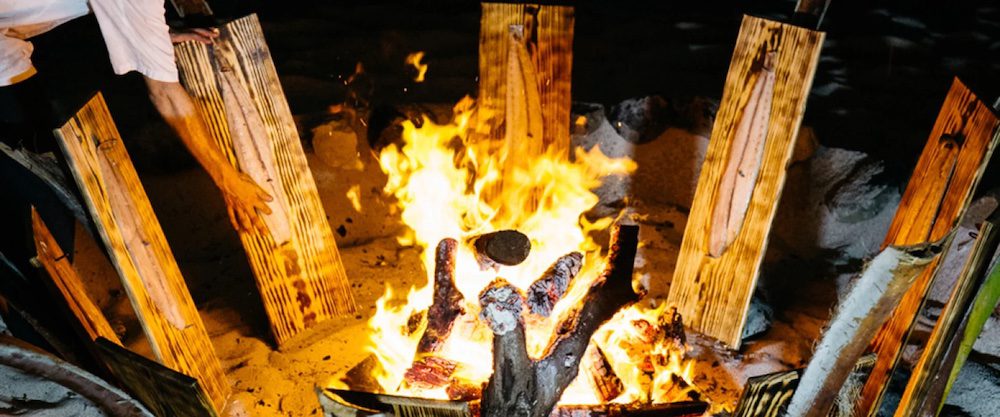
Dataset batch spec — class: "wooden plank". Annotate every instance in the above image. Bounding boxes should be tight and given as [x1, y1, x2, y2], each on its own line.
[94, 337, 218, 417]
[666, 15, 824, 349]
[734, 354, 877, 417]
[477, 2, 574, 157]
[30, 207, 121, 345]
[936, 246, 1000, 415]
[856, 78, 1000, 417]
[52, 93, 229, 412]
[895, 212, 1000, 417]
[784, 241, 944, 417]
[174, 14, 357, 345]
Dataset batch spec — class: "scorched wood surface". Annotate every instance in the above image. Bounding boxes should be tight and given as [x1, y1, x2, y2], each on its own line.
[666, 15, 824, 349]
[856, 78, 1000, 417]
[174, 13, 357, 345]
[52, 93, 229, 412]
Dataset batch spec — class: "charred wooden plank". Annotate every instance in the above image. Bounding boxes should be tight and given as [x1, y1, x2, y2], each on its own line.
[416, 239, 466, 354]
[527, 252, 582, 317]
[784, 241, 945, 417]
[666, 16, 824, 349]
[480, 224, 641, 417]
[895, 213, 1000, 417]
[402, 356, 458, 390]
[53, 93, 229, 411]
[94, 337, 219, 417]
[174, 14, 357, 345]
[31, 208, 120, 345]
[856, 78, 1000, 417]
[473, 230, 532, 269]
[477, 3, 574, 157]
[736, 354, 879, 417]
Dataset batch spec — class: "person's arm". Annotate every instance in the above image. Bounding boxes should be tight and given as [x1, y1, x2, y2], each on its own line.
[143, 77, 272, 231]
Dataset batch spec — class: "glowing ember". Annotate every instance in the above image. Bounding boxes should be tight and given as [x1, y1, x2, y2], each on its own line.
[363, 95, 697, 407]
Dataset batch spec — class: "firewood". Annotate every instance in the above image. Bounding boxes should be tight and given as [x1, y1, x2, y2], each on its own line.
[667, 16, 824, 349]
[784, 239, 945, 417]
[403, 356, 458, 390]
[527, 252, 582, 317]
[416, 239, 466, 354]
[472, 230, 532, 270]
[856, 78, 1000, 417]
[895, 212, 1000, 417]
[479, 224, 641, 417]
[583, 344, 623, 402]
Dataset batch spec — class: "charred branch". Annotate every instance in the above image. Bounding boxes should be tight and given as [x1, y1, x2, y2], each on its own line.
[527, 252, 583, 317]
[416, 239, 466, 354]
[479, 225, 642, 417]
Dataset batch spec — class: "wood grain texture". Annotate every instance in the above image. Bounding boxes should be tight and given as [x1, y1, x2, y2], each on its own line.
[95, 337, 218, 417]
[734, 354, 877, 417]
[857, 78, 1000, 417]
[895, 214, 1000, 417]
[174, 14, 357, 345]
[52, 93, 229, 412]
[31, 207, 120, 345]
[477, 2, 574, 157]
[666, 15, 824, 349]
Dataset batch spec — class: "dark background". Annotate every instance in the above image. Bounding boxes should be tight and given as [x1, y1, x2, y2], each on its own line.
[171, 0, 1000, 187]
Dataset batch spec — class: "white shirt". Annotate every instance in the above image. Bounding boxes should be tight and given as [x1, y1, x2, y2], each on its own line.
[0, 0, 178, 86]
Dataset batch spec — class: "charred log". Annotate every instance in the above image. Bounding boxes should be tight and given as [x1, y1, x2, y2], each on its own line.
[479, 225, 642, 417]
[403, 356, 458, 390]
[416, 239, 466, 354]
[527, 252, 583, 317]
[472, 230, 532, 270]
[584, 344, 623, 402]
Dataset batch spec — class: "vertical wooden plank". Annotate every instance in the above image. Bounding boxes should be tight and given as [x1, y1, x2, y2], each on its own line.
[174, 14, 357, 345]
[31, 207, 121, 345]
[894, 215, 1000, 417]
[856, 79, 1000, 417]
[477, 2, 574, 157]
[666, 16, 824, 349]
[95, 338, 218, 417]
[53, 93, 229, 412]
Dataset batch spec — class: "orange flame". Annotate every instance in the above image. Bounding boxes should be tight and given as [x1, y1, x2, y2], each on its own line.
[362, 95, 697, 406]
[405, 52, 429, 83]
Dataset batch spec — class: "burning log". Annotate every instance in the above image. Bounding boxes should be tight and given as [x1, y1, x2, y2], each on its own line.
[472, 230, 532, 269]
[403, 356, 458, 390]
[479, 225, 642, 417]
[527, 252, 583, 317]
[416, 239, 466, 354]
[583, 344, 623, 402]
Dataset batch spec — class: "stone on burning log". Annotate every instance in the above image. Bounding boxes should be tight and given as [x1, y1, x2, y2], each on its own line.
[479, 224, 642, 417]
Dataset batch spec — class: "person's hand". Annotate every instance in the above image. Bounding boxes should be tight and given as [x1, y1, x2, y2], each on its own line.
[218, 170, 274, 233]
[169, 27, 219, 45]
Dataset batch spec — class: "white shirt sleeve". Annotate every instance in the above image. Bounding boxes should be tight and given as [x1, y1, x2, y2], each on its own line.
[0, 31, 38, 86]
[89, 0, 178, 82]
